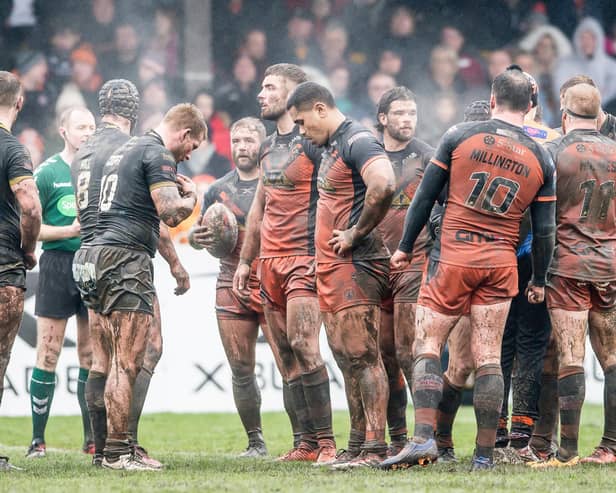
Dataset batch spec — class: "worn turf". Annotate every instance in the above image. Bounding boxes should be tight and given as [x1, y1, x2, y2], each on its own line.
[0, 405, 612, 492]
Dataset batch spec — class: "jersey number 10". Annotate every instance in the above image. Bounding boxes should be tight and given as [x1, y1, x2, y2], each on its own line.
[465, 171, 520, 214]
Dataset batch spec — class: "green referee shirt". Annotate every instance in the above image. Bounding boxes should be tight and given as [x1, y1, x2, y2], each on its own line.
[34, 153, 80, 252]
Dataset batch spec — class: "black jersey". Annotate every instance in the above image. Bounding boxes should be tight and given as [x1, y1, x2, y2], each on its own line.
[91, 130, 178, 257]
[0, 124, 33, 261]
[200, 169, 259, 288]
[71, 124, 130, 246]
[600, 112, 616, 141]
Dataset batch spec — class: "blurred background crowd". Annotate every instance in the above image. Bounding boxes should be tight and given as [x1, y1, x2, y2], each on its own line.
[3, 0, 616, 180]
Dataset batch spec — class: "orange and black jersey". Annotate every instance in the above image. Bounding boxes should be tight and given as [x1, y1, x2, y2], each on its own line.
[91, 130, 178, 257]
[546, 129, 616, 281]
[316, 119, 390, 263]
[200, 170, 259, 288]
[0, 124, 33, 260]
[259, 126, 322, 258]
[600, 112, 616, 141]
[426, 119, 556, 268]
[71, 124, 130, 246]
[377, 138, 434, 271]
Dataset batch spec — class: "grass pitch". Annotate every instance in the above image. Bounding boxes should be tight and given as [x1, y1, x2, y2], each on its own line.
[0, 405, 613, 492]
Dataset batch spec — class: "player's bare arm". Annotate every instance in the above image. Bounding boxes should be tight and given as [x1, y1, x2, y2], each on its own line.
[12, 177, 42, 270]
[233, 179, 265, 297]
[38, 218, 80, 241]
[158, 222, 190, 295]
[151, 178, 197, 228]
[525, 200, 556, 304]
[391, 162, 448, 270]
[329, 157, 395, 256]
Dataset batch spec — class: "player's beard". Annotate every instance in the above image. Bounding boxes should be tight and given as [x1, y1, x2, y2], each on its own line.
[260, 98, 287, 121]
[234, 153, 258, 172]
[388, 125, 414, 144]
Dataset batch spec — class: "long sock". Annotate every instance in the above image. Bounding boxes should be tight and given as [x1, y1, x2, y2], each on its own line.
[128, 367, 152, 444]
[387, 372, 408, 443]
[530, 373, 558, 452]
[85, 372, 107, 456]
[558, 366, 585, 459]
[509, 415, 533, 448]
[30, 368, 56, 443]
[77, 368, 93, 445]
[283, 380, 301, 448]
[473, 364, 504, 460]
[601, 365, 616, 452]
[301, 365, 334, 442]
[288, 377, 317, 448]
[348, 428, 365, 455]
[232, 373, 263, 437]
[411, 354, 442, 441]
[436, 375, 463, 449]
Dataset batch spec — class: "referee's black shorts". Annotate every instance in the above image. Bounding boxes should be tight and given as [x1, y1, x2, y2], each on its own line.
[35, 249, 87, 319]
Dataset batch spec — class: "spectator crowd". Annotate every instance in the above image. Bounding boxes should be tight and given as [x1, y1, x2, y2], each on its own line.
[2, 0, 616, 180]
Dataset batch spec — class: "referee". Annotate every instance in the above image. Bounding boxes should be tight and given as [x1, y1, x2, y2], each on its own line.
[26, 107, 95, 458]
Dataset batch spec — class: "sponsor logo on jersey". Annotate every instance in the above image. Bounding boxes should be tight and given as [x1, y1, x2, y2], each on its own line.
[262, 170, 296, 189]
[523, 125, 548, 140]
[57, 195, 77, 217]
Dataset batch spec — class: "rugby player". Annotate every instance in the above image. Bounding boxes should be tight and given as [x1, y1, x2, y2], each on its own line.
[0, 71, 42, 472]
[72, 81, 189, 469]
[84, 103, 202, 470]
[532, 83, 616, 467]
[27, 107, 95, 459]
[233, 64, 336, 463]
[375, 87, 434, 456]
[189, 117, 269, 457]
[383, 68, 556, 471]
[286, 82, 396, 468]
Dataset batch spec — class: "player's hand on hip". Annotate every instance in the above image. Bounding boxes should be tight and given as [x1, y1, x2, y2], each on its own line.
[390, 249, 411, 270]
[23, 252, 37, 270]
[176, 174, 197, 197]
[328, 227, 357, 257]
[171, 262, 190, 295]
[526, 283, 545, 304]
[233, 263, 251, 300]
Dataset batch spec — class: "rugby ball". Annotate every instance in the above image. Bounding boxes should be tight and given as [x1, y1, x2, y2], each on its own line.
[201, 202, 239, 258]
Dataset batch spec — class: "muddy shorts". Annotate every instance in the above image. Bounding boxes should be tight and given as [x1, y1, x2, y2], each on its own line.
[381, 269, 424, 312]
[216, 273, 263, 320]
[418, 259, 518, 316]
[259, 255, 317, 311]
[547, 274, 616, 312]
[74, 245, 155, 315]
[317, 259, 389, 313]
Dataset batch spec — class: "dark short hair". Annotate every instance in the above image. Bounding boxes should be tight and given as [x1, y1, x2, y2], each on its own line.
[376, 86, 416, 132]
[286, 82, 335, 111]
[559, 74, 596, 97]
[463, 100, 491, 122]
[264, 63, 308, 86]
[0, 71, 22, 108]
[491, 69, 532, 113]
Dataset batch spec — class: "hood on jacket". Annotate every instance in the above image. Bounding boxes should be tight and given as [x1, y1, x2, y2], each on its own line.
[519, 25, 572, 58]
[573, 17, 605, 59]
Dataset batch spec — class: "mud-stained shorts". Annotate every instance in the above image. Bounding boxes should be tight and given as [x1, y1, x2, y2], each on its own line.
[381, 269, 423, 312]
[317, 259, 389, 313]
[0, 257, 26, 290]
[73, 247, 99, 311]
[74, 245, 155, 315]
[216, 275, 263, 321]
[259, 256, 317, 311]
[36, 249, 86, 319]
[418, 260, 518, 316]
[547, 274, 616, 312]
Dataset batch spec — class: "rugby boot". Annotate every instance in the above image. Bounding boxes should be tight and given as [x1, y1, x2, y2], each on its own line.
[470, 454, 495, 471]
[314, 439, 337, 464]
[529, 454, 579, 469]
[25, 439, 46, 459]
[82, 441, 95, 455]
[516, 444, 553, 464]
[437, 447, 458, 463]
[313, 448, 359, 468]
[0, 456, 22, 471]
[378, 438, 438, 470]
[92, 453, 104, 468]
[238, 438, 268, 458]
[134, 445, 163, 469]
[276, 442, 319, 462]
[330, 450, 386, 470]
[102, 453, 161, 471]
[581, 447, 616, 464]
